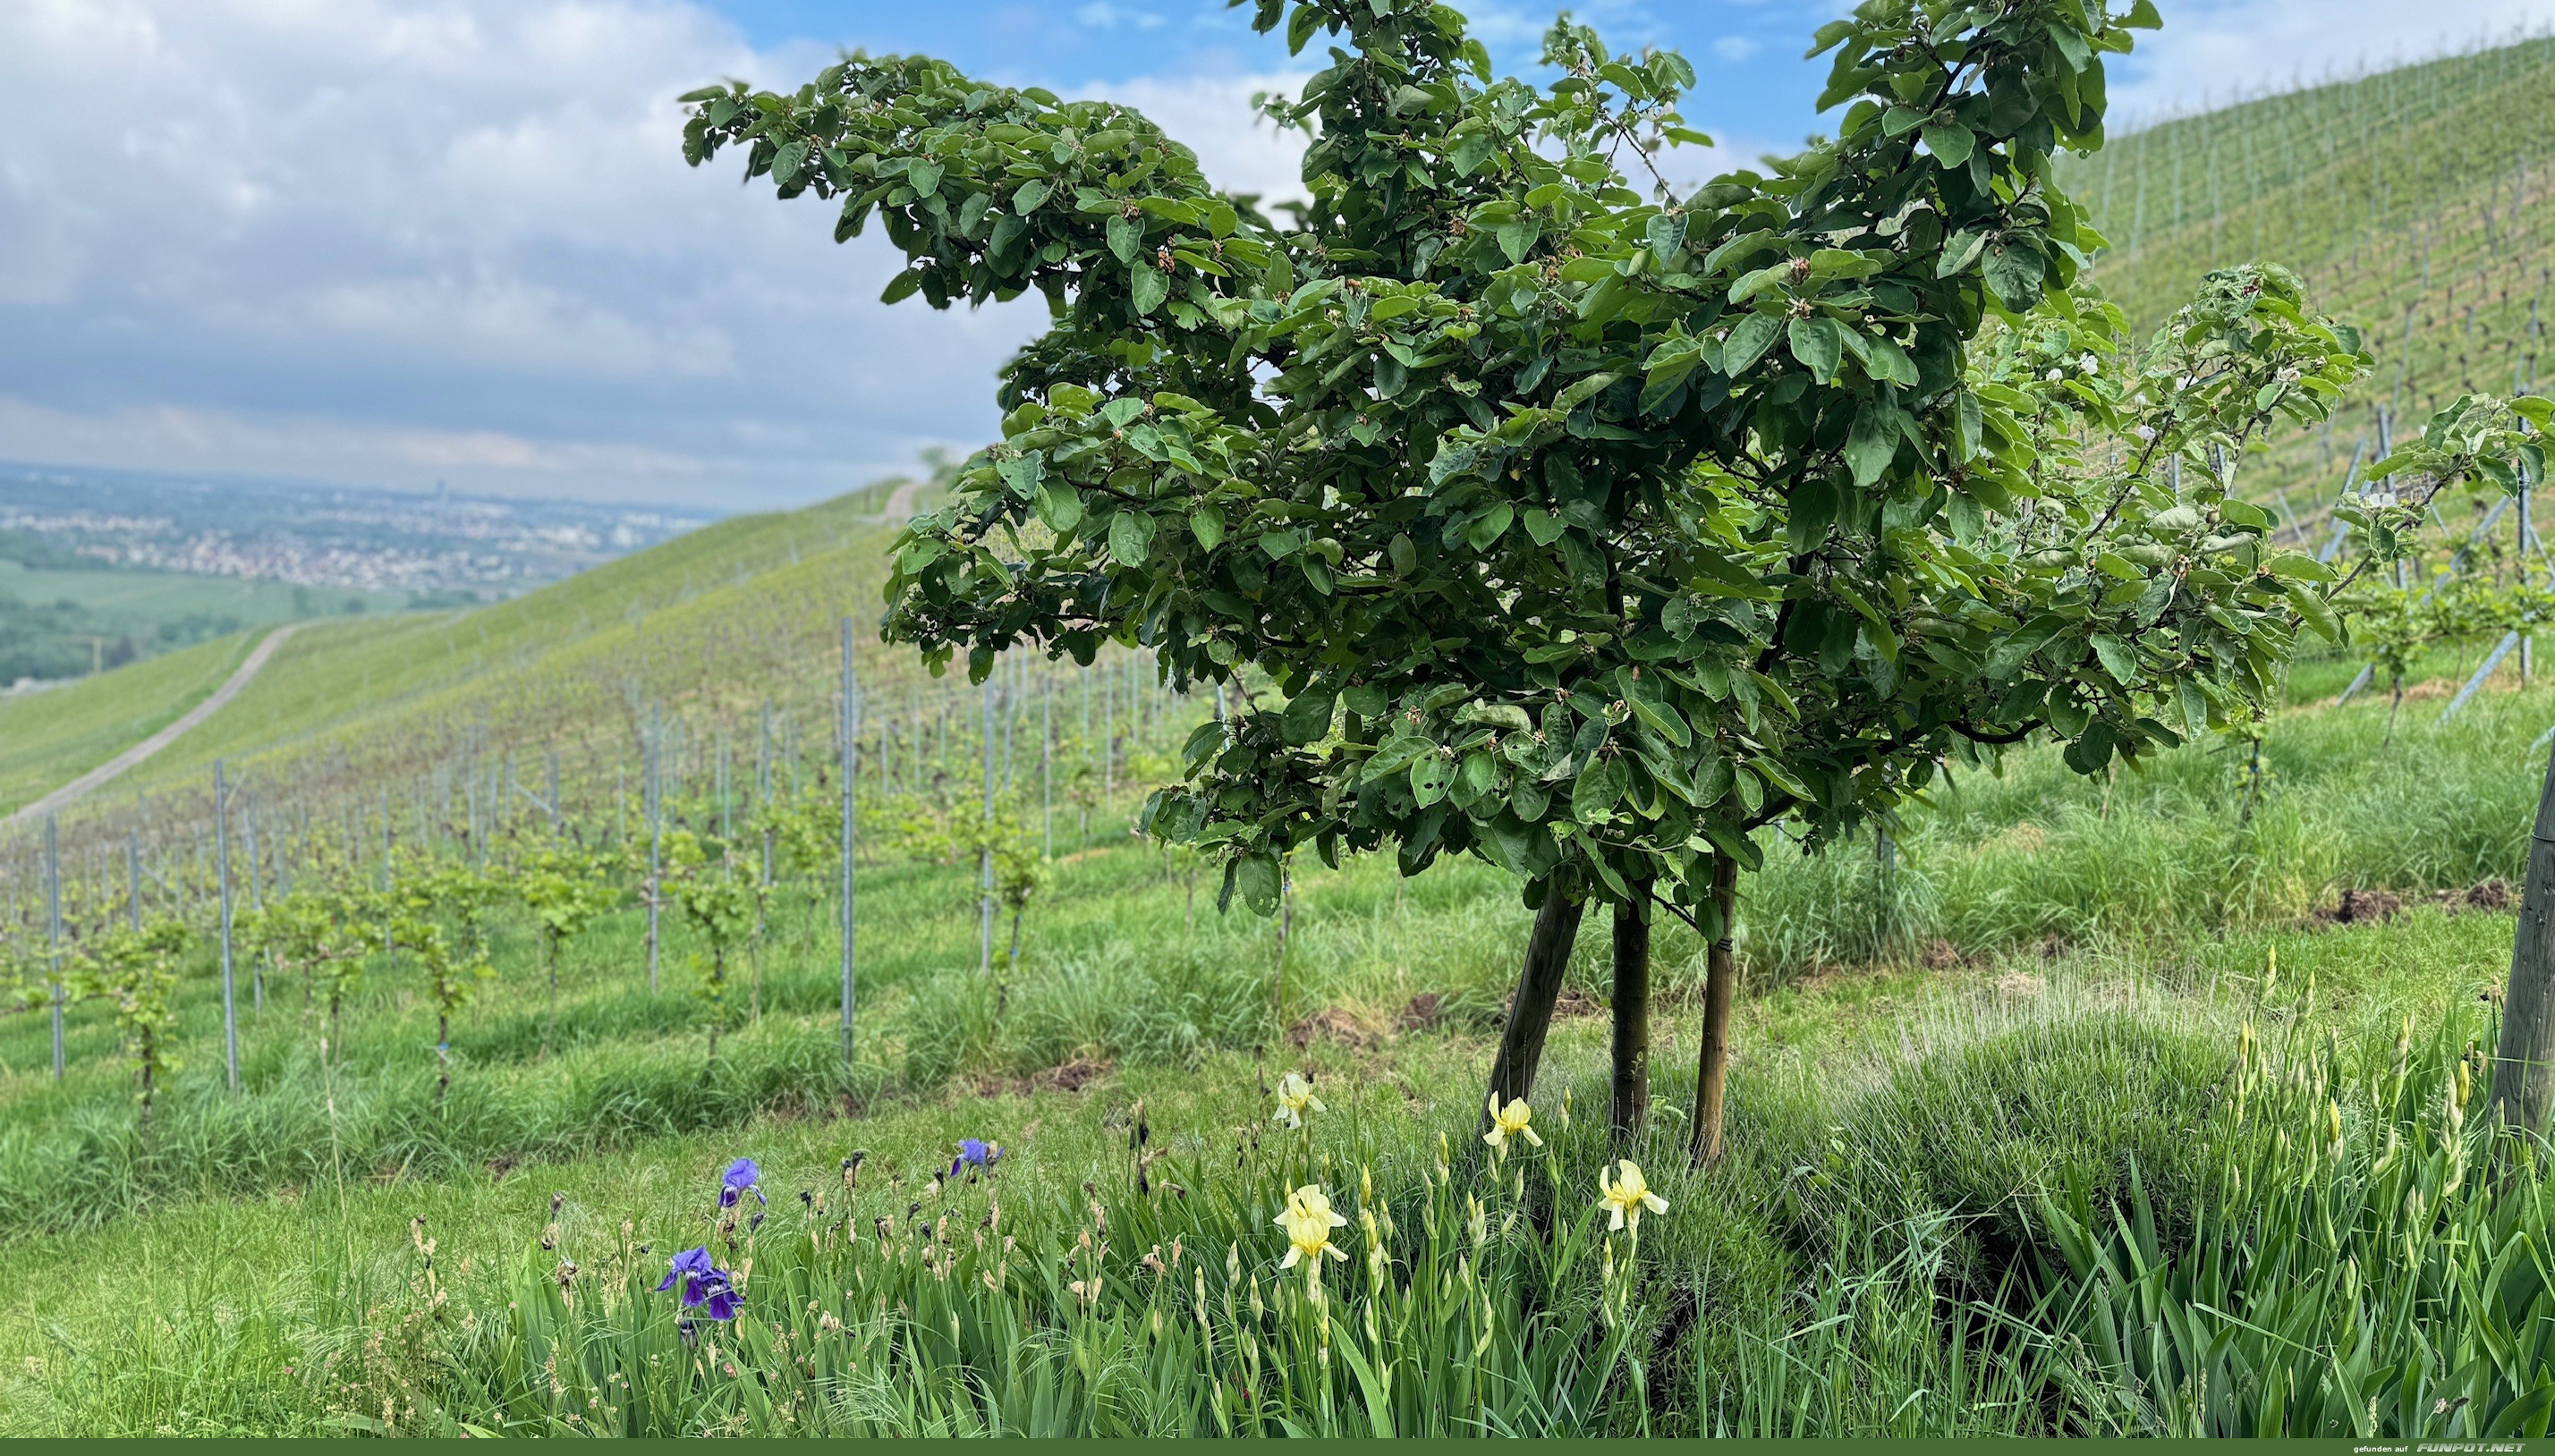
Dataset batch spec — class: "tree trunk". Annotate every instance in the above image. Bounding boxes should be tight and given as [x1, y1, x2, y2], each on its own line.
[1610, 890, 1652, 1145]
[1687, 856, 1740, 1169]
[1485, 889, 1588, 1118]
[2491, 743, 2555, 1136]
[436, 1010, 450, 1105]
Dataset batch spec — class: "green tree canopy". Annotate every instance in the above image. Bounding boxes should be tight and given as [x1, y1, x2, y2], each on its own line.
[684, 0, 2543, 1152]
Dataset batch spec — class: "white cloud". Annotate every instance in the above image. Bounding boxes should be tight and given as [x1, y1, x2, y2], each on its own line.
[1076, 2, 1167, 30]
[1712, 35, 1761, 61]
[36, 0, 2525, 512]
[0, 394, 737, 491]
[1088, 70, 1313, 203]
[2110, 0, 2555, 124]
[0, 0, 1048, 509]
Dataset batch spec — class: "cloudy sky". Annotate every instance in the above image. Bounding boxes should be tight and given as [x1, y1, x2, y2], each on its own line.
[4, 0, 2551, 512]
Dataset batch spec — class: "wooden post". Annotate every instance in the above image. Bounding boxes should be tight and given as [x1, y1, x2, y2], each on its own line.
[1484, 887, 1588, 1113]
[2491, 740, 2555, 1137]
[1609, 891, 1652, 1144]
[1687, 856, 1740, 1168]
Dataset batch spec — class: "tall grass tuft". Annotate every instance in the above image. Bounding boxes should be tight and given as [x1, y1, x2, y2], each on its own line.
[2036, 996, 2555, 1437]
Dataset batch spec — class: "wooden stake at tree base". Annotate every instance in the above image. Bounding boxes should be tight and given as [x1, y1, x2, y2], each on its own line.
[2492, 739, 2555, 1137]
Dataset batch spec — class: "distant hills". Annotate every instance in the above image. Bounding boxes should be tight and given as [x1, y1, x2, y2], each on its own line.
[0, 462, 711, 686]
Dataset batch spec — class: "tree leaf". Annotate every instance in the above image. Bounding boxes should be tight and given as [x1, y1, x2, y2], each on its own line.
[1281, 688, 1337, 745]
[1130, 262, 1169, 317]
[1646, 211, 1687, 263]
[1568, 758, 1623, 824]
[1107, 213, 1142, 267]
[1624, 679, 1692, 749]
[1982, 241, 2045, 311]
[2286, 580, 2343, 642]
[1920, 121, 1973, 169]
[1938, 227, 1991, 277]
[1410, 753, 1455, 807]
[1845, 399, 1904, 487]
[1787, 316, 1843, 383]
[1724, 312, 1782, 375]
[1363, 734, 1430, 782]
[1236, 853, 1281, 915]
[1108, 509, 1157, 566]
[2091, 633, 2137, 683]
[1189, 507, 1226, 550]
[1034, 482, 1082, 533]
[1462, 503, 1515, 550]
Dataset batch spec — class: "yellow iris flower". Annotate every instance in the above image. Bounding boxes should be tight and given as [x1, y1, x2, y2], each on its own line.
[1271, 1071, 1326, 1130]
[1482, 1095, 1541, 1154]
[1275, 1184, 1349, 1290]
[1598, 1159, 1668, 1235]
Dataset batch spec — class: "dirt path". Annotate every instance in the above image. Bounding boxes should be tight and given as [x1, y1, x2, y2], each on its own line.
[4, 624, 301, 830]
[860, 478, 931, 525]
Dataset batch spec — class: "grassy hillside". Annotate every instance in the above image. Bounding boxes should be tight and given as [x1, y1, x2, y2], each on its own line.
[0, 633, 256, 818]
[0, 478, 1004, 869]
[122, 485, 903, 789]
[2067, 34, 2555, 533]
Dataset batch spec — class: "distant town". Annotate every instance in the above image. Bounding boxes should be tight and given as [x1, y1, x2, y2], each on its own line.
[0, 463, 709, 600]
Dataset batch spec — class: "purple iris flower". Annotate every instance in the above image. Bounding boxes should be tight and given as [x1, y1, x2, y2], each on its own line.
[655, 1246, 740, 1320]
[718, 1157, 764, 1208]
[694, 1269, 739, 1321]
[949, 1139, 1000, 1178]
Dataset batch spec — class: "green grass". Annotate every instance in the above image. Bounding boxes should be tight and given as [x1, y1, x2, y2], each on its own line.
[0, 632, 256, 817]
[0, 639, 2546, 1434]
[0, 906, 2523, 1435]
[7, 659, 2540, 1237]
